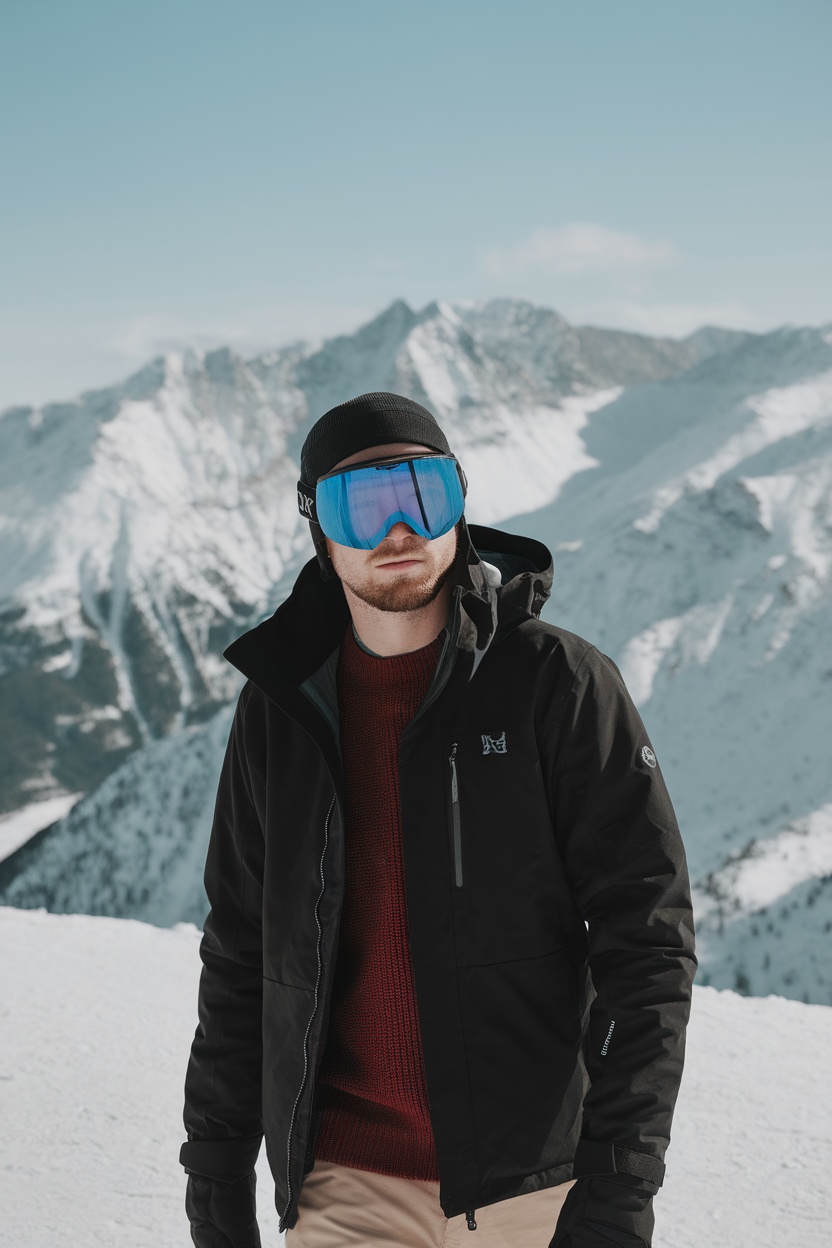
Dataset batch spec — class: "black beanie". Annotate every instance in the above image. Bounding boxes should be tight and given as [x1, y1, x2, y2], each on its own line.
[300, 392, 452, 484]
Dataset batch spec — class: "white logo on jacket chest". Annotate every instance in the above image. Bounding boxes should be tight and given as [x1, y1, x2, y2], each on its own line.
[641, 745, 657, 769]
[481, 732, 507, 755]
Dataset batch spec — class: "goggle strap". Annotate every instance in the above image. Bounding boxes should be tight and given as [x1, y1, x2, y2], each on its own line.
[297, 480, 317, 521]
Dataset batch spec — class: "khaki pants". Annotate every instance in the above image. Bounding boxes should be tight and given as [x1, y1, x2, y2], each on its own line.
[285, 1159, 574, 1247]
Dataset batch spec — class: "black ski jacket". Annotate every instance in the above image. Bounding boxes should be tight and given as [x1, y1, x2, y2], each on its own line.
[180, 523, 696, 1232]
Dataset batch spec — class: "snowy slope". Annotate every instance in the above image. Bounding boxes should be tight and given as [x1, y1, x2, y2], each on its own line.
[506, 327, 832, 1002]
[0, 793, 80, 860]
[0, 707, 232, 925]
[1, 906, 830, 1248]
[0, 347, 307, 822]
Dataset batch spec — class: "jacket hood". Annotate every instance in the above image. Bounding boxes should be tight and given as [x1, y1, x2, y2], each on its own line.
[223, 522, 554, 695]
[462, 521, 553, 638]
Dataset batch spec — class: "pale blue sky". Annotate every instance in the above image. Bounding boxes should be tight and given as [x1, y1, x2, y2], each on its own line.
[1, 0, 830, 408]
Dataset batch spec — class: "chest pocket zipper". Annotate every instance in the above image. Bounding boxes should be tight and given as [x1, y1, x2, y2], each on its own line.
[449, 743, 463, 888]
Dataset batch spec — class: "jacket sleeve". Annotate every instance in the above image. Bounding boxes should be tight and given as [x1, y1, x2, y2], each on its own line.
[180, 683, 265, 1180]
[553, 645, 696, 1187]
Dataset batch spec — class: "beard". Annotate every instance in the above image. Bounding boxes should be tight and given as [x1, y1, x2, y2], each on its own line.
[345, 557, 456, 613]
[334, 526, 459, 614]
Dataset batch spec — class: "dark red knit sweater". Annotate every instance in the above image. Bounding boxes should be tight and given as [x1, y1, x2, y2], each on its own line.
[314, 625, 444, 1180]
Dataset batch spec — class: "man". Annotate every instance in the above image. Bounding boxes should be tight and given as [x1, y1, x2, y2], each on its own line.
[181, 391, 696, 1247]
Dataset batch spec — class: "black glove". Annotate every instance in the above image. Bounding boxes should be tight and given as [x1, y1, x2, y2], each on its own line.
[549, 1176, 655, 1247]
[185, 1170, 261, 1248]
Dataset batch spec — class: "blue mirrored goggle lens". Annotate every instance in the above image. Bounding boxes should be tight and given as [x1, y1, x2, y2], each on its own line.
[316, 456, 464, 549]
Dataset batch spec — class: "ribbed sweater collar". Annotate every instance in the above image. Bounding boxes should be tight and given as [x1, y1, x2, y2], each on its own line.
[338, 624, 444, 697]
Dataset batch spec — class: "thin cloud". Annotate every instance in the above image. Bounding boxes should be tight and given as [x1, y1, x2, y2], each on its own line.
[110, 316, 253, 363]
[482, 222, 677, 276]
[584, 299, 763, 338]
[109, 304, 374, 364]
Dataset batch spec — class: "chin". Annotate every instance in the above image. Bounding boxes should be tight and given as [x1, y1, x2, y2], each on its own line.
[365, 581, 443, 613]
[349, 569, 448, 613]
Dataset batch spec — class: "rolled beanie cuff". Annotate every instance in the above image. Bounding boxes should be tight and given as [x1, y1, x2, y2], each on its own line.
[300, 392, 452, 484]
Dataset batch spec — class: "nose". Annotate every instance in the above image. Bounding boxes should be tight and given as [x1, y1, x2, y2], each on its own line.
[385, 522, 417, 541]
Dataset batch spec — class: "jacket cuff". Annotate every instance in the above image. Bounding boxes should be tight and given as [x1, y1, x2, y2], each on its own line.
[179, 1133, 263, 1180]
[572, 1138, 665, 1194]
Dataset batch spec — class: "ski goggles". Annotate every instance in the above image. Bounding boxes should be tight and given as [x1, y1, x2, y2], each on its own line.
[297, 453, 467, 550]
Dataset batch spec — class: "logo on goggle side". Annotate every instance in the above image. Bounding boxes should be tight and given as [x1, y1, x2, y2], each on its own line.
[297, 489, 314, 518]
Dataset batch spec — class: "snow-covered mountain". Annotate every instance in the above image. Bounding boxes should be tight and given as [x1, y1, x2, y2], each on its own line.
[2, 906, 830, 1248]
[0, 346, 307, 820]
[509, 326, 832, 1003]
[1, 299, 830, 1003]
[0, 299, 712, 822]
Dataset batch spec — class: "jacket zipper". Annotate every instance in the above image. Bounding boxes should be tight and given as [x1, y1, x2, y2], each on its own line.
[449, 743, 463, 888]
[451, 748, 474, 1232]
[283, 793, 335, 1225]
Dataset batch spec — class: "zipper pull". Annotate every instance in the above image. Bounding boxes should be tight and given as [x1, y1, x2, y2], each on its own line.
[449, 743, 459, 807]
[466, 1209, 477, 1230]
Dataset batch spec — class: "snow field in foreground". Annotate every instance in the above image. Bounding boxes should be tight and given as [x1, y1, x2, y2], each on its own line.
[1, 906, 830, 1247]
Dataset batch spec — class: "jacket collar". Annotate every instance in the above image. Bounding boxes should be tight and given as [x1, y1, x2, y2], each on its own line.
[223, 521, 553, 704]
